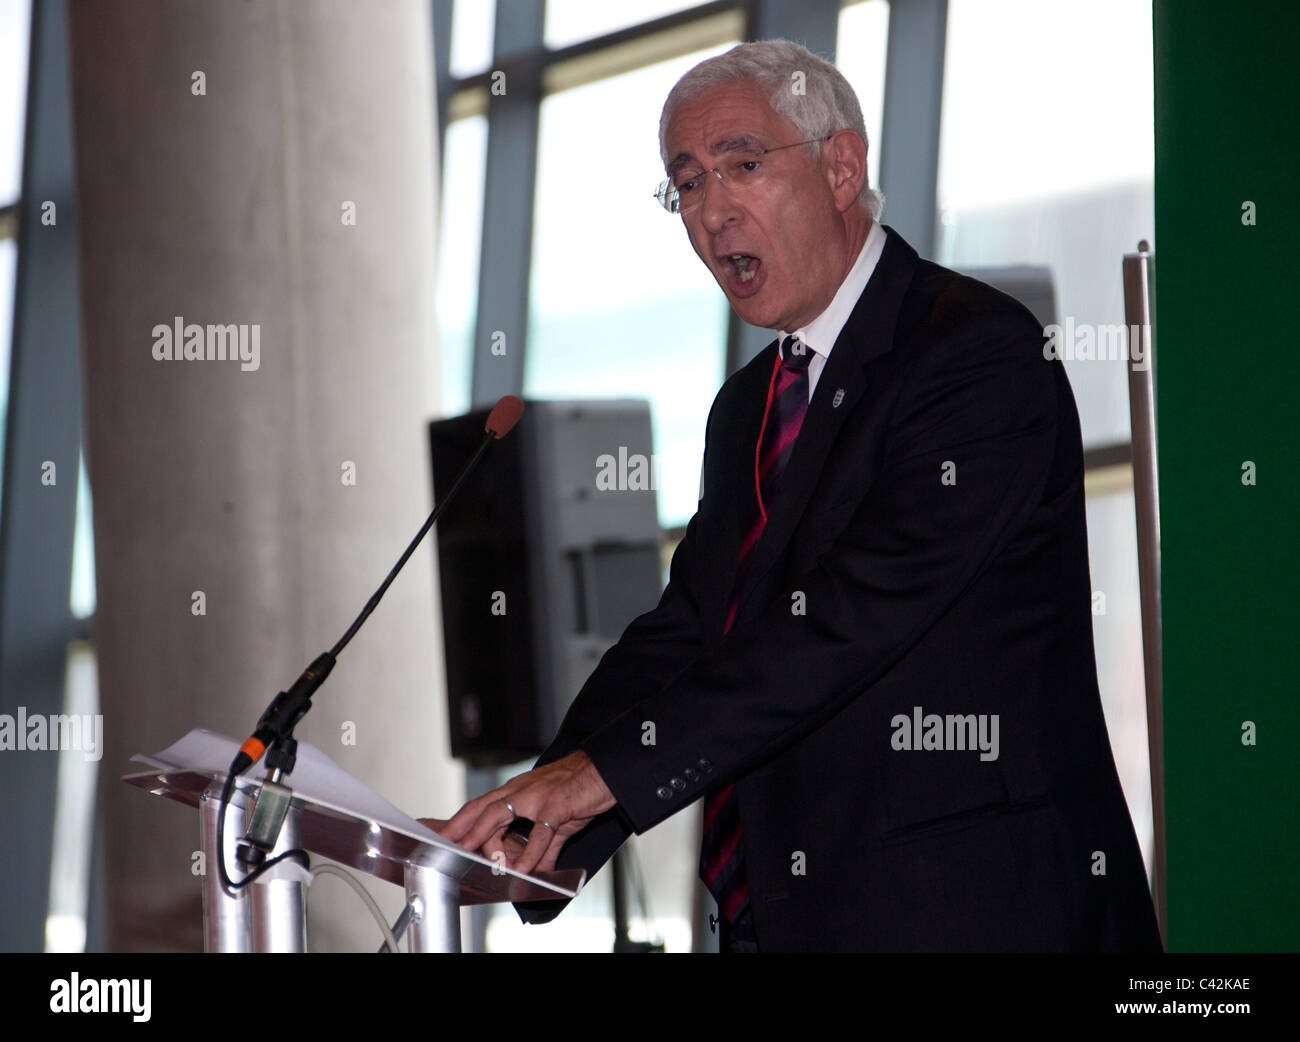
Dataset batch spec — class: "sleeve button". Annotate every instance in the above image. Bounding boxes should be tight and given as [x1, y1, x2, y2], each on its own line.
[671, 776, 685, 791]
[656, 786, 672, 800]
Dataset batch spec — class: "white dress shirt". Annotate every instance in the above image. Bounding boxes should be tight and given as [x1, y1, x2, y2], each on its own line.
[779, 218, 886, 400]
[699, 221, 887, 502]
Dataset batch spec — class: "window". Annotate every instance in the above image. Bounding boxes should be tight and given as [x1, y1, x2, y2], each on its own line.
[0, 238, 15, 474]
[545, 0, 711, 50]
[449, 0, 495, 79]
[1085, 484, 1155, 878]
[0, 0, 33, 478]
[436, 116, 488, 418]
[0, 0, 31, 201]
[936, 0, 1155, 449]
[525, 45, 735, 529]
[835, 0, 889, 204]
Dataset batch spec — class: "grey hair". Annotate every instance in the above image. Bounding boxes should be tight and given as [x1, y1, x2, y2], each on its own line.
[659, 39, 884, 219]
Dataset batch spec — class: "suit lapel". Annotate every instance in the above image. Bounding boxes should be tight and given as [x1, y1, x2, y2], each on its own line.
[728, 225, 919, 626]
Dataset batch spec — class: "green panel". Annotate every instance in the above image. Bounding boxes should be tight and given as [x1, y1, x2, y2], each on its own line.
[1155, 0, 1300, 951]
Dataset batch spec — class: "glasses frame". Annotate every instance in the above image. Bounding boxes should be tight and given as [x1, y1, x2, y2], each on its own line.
[654, 134, 834, 215]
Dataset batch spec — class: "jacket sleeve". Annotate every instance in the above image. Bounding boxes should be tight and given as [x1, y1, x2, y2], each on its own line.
[578, 310, 1061, 834]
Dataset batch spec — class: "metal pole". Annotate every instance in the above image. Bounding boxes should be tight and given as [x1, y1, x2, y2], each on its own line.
[250, 802, 307, 952]
[611, 846, 631, 953]
[1122, 239, 1167, 947]
[199, 786, 251, 953]
[404, 862, 462, 953]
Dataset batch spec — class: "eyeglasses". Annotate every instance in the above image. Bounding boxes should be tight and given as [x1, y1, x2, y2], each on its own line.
[653, 135, 833, 215]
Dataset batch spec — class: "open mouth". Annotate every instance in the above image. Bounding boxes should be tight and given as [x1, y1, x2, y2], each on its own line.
[725, 253, 759, 282]
[720, 252, 764, 296]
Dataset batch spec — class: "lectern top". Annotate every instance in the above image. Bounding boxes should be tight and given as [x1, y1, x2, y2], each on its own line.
[124, 729, 583, 907]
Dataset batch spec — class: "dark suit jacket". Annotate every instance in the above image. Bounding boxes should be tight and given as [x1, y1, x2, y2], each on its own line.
[518, 225, 1163, 952]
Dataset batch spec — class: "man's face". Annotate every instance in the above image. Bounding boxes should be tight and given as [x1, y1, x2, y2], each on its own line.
[663, 80, 845, 331]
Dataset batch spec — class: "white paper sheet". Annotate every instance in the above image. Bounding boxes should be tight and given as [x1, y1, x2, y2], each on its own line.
[132, 727, 442, 845]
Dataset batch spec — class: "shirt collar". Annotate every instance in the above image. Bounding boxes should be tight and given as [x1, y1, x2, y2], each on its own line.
[779, 219, 886, 360]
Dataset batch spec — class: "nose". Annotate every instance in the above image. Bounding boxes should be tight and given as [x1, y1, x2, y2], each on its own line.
[698, 168, 741, 234]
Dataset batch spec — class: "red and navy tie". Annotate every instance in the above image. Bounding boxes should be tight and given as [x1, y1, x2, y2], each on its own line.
[700, 334, 813, 923]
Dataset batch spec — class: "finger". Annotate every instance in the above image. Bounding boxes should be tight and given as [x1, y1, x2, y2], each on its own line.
[459, 796, 519, 855]
[416, 817, 450, 833]
[536, 839, 563, 874]
[441, 786, 517, 843]
[438, 801, 484, 843]
[511, 815, 560, 877]
[478, 824, 515, 876]
[503, 829, 528, 857]
[532, 815, 592, 874]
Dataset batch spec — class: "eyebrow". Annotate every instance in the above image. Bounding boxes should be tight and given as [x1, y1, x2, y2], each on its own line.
[665, 134, 768, 178]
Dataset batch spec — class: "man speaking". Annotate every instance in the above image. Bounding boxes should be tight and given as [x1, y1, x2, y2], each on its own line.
[430, 40, 1162, 953]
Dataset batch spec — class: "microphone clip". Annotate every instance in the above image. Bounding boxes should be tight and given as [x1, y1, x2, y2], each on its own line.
[236, 739, 298, 868]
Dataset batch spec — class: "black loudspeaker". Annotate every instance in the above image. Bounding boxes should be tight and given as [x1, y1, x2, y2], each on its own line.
[429, 400, 665, 766]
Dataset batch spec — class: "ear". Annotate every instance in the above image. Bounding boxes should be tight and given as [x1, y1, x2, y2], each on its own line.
[823, 130, 868, 212]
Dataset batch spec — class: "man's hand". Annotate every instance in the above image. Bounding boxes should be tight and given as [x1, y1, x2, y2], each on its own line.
[419, 750, 616, 876]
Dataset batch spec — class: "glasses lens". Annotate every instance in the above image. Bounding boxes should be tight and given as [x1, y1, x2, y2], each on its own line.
[654, 179, 680, 213]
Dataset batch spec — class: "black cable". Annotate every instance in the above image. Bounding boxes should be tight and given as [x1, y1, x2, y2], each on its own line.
[216, 768, 310, 895]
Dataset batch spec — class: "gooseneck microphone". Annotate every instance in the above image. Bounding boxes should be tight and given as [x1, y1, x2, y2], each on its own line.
[220, 396, 524, 885]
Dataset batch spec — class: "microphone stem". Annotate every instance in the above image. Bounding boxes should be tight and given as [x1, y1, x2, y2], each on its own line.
[232, 410, 511, 782]
[329, 428, 495, 658]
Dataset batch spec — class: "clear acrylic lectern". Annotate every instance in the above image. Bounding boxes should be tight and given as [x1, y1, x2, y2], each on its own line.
[123, 729, 584, 952]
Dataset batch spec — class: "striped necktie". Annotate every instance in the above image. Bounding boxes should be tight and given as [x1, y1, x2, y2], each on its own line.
[700, 334, 813, 924]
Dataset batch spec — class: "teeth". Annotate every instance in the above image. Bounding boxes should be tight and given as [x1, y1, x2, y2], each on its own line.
[729, 254, 756, 282]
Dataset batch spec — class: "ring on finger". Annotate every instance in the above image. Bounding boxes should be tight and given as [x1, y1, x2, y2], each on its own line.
[500, 799, 517, 818]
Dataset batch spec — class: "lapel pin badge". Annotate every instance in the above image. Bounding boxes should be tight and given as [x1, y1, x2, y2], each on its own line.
[832, 388, 845, 408]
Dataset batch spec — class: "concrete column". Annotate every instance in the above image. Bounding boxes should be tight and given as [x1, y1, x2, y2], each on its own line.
[69, 0, 458, 951]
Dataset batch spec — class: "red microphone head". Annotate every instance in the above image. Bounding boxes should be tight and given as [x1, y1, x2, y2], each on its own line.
[485, 395, 524, 439]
